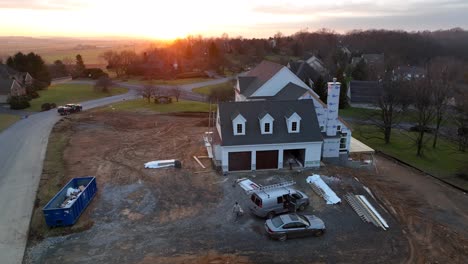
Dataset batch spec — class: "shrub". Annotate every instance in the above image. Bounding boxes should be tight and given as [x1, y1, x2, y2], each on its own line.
[50, 103, 57, 109]
[41, 103, 51, 111]
[84, 68, 108, 79]
[9, 96, 30, 110]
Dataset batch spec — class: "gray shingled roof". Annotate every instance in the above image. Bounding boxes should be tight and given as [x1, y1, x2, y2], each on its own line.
[218, 100, 322, 146]
[288, 61, 321, 82]
[0, 77, 14, 94]
[349, 80, 383, 104]
[238, 60, 284, 97]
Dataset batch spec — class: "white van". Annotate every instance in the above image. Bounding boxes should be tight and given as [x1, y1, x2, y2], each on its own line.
[249, 187, 310, 218]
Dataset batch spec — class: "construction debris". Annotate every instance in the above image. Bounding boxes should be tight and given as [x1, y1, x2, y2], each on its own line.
[306, 174, 341, 204]
[193, 156, 206, 168]
[144, 159, 181, 169]
[345, 193, 389, 230]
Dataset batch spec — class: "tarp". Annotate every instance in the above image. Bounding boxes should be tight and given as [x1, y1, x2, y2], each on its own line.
[144, 159, 176, 169]
[306, 174, 341, 204]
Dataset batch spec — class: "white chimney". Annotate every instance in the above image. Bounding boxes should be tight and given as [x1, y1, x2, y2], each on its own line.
[326, 79, 340, 136]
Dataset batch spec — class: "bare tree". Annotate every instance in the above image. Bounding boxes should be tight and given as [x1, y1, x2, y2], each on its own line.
[139, 84, 155, 103]
[365, 74, 410, 144]
[410, 78, 436, 156]
[94, 76, 113, 93]
[453, 91, 468, 152]
[171, 86, 182, 102]
[427, 57, 459, 148]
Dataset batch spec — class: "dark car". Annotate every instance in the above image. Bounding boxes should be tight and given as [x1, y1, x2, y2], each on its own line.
[265, 213, 325, 241]
[57, 104, 82, 115]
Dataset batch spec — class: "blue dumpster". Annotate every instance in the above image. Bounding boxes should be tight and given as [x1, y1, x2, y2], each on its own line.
[43, 177, 97, 227]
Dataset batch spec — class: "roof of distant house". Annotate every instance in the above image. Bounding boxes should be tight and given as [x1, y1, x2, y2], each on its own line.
[238, 60, 284, 97]
[0, 77, 14, 94]
[394, 65, 426, 77]
[362, 54, 384, 65]
[288, 61, 321, 82]
[218, 99, 322, 146]
[349, 80, 383, 104]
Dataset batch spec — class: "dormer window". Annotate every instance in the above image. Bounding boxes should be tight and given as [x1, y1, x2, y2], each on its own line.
[259, 112, 274, 135]
[232, 113, 246, 136]
[285, 111, 302, 133]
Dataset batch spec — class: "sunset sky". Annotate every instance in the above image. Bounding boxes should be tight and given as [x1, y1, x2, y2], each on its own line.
[0, 0, 467, 39]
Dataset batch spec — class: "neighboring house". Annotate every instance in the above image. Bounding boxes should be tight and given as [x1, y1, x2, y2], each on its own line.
[393, 66, 426, 80]
[0, 64, 29, 103]
[287, 61, 322, 87]
[351, 53, 385, 80]
[347, 80, 383, 108]
[212, 60, 352, 172]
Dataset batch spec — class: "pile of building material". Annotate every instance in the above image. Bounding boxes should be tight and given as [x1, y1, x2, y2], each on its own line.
[306, 174, 341, 204]
[345, 193, 389, 230]
[144, 159, 181, 169]
[60, 185, 85, 208]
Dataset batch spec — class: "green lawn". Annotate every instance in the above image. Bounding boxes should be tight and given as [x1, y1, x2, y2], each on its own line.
[0, 114, 21, 132]
[28, 84, 128, 111]
[101, 98, 211, 113]
[125, 78, 213, 86]
[192, 82, 233, 95]
[353, 124, 468, 190]
[339, 107, 379, 119]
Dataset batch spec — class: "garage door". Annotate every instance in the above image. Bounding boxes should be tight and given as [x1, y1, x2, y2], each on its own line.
[256, 150, 279, 170]
[228, 151, 251, 171]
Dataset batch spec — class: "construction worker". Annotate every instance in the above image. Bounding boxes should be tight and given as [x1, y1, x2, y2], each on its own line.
[288, 158, 295, 170]
[233, 201, 243, 221]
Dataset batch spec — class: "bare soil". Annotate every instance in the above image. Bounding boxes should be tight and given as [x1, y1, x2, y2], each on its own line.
[24, 111, 468, 264]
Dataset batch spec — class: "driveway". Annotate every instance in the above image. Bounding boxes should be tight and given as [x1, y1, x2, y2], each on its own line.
[0, 89, 138, 264]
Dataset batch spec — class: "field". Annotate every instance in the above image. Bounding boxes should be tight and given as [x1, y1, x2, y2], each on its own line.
[25, 111, 468, 263]
[0, 114, 20, 132]
[101, 98, 211, 113]
[191, 81, 233, 95]
[28, 84, 128, 111]
[125, 77, 213, 86]
[353, 125, 468, 190]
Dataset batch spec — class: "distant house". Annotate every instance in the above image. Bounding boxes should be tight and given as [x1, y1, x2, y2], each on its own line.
[212, 60, 352, 172]
[393, 66, 426, 80]
[351, 53, 385, 80]
[287, 61, 322, 87]
[0, 64, 29, 103]
[347, 80, 383, 108]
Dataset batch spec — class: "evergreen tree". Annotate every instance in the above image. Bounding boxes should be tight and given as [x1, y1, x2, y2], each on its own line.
[313, 76, 328, 103]
[74, 54, 86, 78]
[6, 52, 51, 89]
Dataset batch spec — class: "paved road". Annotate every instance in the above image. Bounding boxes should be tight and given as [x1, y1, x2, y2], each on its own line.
[0, 89, 139, 264]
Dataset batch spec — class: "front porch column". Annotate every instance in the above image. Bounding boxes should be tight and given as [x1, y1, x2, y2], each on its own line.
[278, 150, 284, 168]
[251, 150, 256, 170]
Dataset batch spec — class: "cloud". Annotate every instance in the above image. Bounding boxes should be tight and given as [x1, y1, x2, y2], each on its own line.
[252, 0, 468, 18]
[0, 0, 90, 10]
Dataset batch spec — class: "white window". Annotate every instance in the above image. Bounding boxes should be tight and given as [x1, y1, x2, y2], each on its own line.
[337, 125, 341, 132]
[320, 126, 325, 132]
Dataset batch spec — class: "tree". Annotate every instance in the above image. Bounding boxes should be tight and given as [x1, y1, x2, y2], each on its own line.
[351, 60, 368, 80]
[74, 54, 86, 78]
[313, 76, 327, 103]
[94, 76, 113, 93]
[410, 78, 436, 156]
[6, 52, 51, 89]
[427, 57, 459, 148]
[364, 74, 410, 144]
[48, 60, 69, 78]
[139, 84, 155, 103]
[171, 86, 182, 102]
[208, 41, 222, 71]
[453, 91, 468, 152]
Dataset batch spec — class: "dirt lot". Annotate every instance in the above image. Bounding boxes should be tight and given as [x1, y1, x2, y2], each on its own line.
[24, 111, 468, 264]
